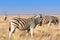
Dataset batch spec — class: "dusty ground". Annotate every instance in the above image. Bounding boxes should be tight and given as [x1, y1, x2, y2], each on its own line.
[0, 15, 60, 40]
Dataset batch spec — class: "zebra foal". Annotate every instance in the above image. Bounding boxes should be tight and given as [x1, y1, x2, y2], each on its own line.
[9, 14, 42, 39]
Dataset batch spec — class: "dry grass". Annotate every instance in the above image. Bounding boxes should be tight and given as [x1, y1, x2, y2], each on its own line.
[0, 15, 60, 40]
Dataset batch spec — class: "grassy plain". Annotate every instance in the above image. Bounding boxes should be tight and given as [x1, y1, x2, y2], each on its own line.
[0, 15, 60, 40]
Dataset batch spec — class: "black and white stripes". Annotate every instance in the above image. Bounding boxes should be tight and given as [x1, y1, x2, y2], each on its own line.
[41, 15, 59, 27]
[9, 14, 59, 39]
[9, 14, 42, 39]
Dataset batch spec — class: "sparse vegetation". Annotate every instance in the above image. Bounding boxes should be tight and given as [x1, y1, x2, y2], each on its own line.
[0, 15, 60, 40]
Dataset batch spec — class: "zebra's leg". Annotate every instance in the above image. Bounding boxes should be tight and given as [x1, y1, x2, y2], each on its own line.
[48, 23, 50, 27]
[26, 29, 30, 37]
[30, 23, 35, 37]
[9, 27, 16, 39]
[48, 22, 51, 27]
[30, 27, 34, 37]
[9, 22, 16, 39]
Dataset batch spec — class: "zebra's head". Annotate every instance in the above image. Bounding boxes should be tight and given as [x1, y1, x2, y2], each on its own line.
[34, 14, 42, 26]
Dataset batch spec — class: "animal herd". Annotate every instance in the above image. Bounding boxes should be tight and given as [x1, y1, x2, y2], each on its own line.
[2, 14, 60, 40]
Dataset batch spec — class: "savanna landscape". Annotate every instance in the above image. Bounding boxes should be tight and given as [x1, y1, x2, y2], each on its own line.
[0, 15, 60, 40]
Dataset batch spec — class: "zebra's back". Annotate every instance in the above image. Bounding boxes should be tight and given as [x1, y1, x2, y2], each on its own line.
[11, 17, 29, 30]
[10, 17, 35, 31]
[42, 16, 51, 24]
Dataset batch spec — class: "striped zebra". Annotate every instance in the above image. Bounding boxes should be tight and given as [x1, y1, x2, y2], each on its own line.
[41, 15, 59, 27]
[9, 14, 42, 39]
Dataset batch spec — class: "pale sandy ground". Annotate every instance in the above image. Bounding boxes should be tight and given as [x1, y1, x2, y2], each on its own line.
[0, 15, 60, 40]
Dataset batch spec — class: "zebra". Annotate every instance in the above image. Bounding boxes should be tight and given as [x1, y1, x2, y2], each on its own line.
[40, 15, 59, 27]
[3, 11, 7, 21]
[9, 14, 42, 39]
[3, 15, 7, 21]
